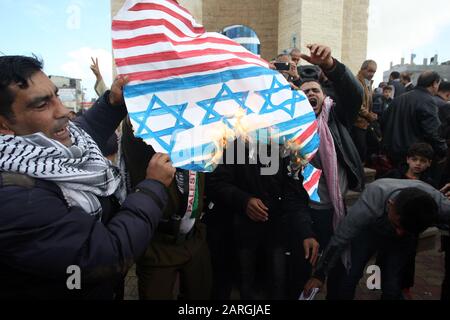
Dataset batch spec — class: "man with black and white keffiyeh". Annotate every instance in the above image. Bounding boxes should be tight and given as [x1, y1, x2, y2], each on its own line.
[0, 55, 175, 299]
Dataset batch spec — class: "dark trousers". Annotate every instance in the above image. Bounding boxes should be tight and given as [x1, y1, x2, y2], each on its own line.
[442, 236, 450, 301]
[351, 127, 368, 163]
[287, 208, 345, 300]
[234, 214, 288, 300]
[336, 229, 416, 300]
[400, 238, 419, 289]
[136, 223, 212, 300]
[203, 209, 236, 300]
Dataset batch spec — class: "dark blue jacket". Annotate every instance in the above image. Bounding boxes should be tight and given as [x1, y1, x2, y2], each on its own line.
[0, 92, 167, 299]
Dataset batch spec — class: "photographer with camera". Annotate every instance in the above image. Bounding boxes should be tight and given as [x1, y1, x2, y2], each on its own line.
[270, 53, 301, 90]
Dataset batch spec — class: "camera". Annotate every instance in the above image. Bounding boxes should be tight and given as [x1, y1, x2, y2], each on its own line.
[274, 62, 290, 71]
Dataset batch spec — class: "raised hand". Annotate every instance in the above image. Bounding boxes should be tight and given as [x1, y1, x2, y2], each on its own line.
[90, 57, 102, 79]
[300, 44, 334, 70]
[109, 75, 130, 106]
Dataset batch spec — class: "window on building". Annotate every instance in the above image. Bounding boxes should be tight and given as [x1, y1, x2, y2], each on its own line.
[222, 25, 261, 56]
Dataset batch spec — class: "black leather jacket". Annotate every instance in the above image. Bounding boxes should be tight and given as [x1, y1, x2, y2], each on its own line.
[322, 59, 365, 192]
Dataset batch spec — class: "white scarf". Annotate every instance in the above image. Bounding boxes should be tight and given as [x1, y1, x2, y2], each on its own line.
[0, 122, 126, 219]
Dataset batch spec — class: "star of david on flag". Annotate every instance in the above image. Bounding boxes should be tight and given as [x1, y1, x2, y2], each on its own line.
[112, 0, 322, 201]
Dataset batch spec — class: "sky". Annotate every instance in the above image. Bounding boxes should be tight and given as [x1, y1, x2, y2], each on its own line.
[368, 0, 450, 84]
[1, 0, 450, 100]
[0, 0, 113, 101]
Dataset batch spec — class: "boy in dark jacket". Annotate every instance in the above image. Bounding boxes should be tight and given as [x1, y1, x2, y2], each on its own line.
[383, 143, 436, 187]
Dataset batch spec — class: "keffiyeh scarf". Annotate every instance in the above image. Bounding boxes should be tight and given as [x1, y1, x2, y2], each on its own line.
[0, 122, 126, 219]
[317, 97, 345, 230]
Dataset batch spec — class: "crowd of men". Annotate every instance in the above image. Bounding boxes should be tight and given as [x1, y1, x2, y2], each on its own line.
[1, 43, 450, 300]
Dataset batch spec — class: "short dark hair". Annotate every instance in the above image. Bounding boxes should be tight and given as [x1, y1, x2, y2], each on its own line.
[401, 72, 412, 82]
[394, 188, 438, 235]
[417, 71, 441, 88]
[439, 81, 450, 93]
[383, 85, 393, 92]
[390, 71, 401, 80]
[407, 143, 434, 160]
[299, 65, 321, 81]
[299, 78, 323, 90]
[0, 55, 43, 120]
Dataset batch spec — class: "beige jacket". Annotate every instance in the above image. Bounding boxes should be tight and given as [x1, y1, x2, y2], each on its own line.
[354, 72, 377, 130]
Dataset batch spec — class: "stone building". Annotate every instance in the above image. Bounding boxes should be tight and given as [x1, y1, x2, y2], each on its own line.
[384, 55, 450, 84]
[111, 0, 369, 73]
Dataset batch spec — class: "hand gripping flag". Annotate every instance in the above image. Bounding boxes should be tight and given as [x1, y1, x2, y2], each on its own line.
[112, 0, 321, 201]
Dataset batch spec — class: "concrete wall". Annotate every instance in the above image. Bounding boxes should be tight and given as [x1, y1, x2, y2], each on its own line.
[278, 0, 302, 54]
[202, 0, 279, 61]
[111, 0, 369, 72]
[341, 0, 370, 73]
[277, 0, 368, 73]
[300, 0, 344, 62]
[179, 0, 203, 23]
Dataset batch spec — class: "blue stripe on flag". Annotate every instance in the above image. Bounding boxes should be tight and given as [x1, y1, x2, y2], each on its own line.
[124, 66, 278, 98]
[299, 133, 320, 157]
[171, 142, 219, 172]
[274, 112, 316, 134]
[309, 189, 320, 202]
[302, 163, 315, 179]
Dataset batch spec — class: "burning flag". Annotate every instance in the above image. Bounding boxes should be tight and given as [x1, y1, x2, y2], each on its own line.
[112, 0, 321, 201]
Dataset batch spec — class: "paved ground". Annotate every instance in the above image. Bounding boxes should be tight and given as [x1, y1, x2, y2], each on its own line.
[124, 237, 446, 301]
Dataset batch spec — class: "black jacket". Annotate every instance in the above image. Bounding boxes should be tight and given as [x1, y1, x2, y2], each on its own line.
[206, 142, 313, 242]
[206, 141, 308, 217]
[389, 80, 406, 98]
[382, 164, 437, 188]
[435, 96, 450, 142]
[382, 88, 448, 159]
[372, 94, 392, 118]
[405, 83, 415, 92]
[0, 92, 167, 299]
[292, 59, 365, 240]
[322, 59, 365, 192]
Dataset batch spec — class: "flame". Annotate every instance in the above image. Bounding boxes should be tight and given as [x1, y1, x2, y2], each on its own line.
[204, 107, 254, 170]
[203, 104, 316, 173]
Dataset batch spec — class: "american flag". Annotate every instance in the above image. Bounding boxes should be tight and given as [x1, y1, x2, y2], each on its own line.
[112, 0, 321, 199]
